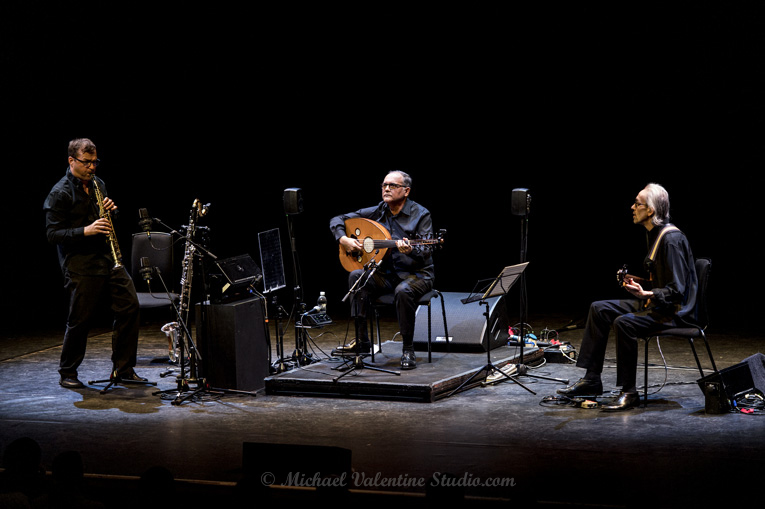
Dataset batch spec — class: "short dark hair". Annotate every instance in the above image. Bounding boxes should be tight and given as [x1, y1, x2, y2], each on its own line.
[68, 138, 97, 157]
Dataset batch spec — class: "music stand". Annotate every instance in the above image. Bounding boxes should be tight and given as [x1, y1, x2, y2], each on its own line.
[449, 263, 536, 396]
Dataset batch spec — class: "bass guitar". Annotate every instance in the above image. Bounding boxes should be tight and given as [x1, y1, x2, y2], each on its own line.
[338, 218, 444, 272]
[616, 265, 652, 289]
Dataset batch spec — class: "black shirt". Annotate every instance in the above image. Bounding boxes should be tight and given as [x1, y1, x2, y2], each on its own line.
[643, 224, 697, 318]
[43, 169, 114, 276]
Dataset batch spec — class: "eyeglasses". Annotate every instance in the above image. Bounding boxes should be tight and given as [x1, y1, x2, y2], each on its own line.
[381, 182, 407, 190]
[72, 156, 101, 168]
[633, 201, 648, 208]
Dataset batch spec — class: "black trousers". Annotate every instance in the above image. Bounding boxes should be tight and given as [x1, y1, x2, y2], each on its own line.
[348, 268, 432, 350]
[576, 299, 683, 391]
[59, 267, 140, 378]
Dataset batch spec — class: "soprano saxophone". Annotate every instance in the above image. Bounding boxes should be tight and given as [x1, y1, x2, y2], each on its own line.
[91, 177, 123, 269]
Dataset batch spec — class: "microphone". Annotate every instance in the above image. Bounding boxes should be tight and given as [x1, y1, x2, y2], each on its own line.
[138, 208, 153, 237]
[139, 256, 153, 283]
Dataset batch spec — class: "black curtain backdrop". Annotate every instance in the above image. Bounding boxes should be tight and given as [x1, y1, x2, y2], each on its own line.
[3, 3, 762, 336]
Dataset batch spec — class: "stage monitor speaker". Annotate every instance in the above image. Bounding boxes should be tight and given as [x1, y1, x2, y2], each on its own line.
[195, 297, 270, 391]
[697, 360, 755, 414]
[242, 442, 352, 485]
[283, 187, 304, 215]
[412, 292, 509, 352]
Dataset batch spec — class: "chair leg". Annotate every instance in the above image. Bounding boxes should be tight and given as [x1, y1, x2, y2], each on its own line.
[687, 337, 705, 379]
[427, 302, 432, 363]
[644, 337, 650, 407]
[437, 291, 449, 353]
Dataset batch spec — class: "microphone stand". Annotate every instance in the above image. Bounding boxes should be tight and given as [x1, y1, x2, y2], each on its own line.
[333, 257, 400, 381]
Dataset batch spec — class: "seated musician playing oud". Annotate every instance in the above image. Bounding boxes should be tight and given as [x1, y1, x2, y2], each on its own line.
[329, 170, 435, 370]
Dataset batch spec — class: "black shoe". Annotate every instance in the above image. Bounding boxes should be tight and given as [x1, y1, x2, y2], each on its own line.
[59, 376, 84, 389]
[556, 378, 603, 397]
[400, 350, 417, 370]
[333, 339, 371, 356]
[601, 391, 640, 412]
[111, 370, 148, 382]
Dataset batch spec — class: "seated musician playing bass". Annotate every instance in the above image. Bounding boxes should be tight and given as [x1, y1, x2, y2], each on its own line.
[329, 170, 435, 370]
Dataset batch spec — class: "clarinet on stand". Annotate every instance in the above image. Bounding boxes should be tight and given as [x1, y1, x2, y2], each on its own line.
[154, 199, 207, 404]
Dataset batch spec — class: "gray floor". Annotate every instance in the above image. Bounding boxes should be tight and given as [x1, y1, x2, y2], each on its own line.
[1, 313, 763, 508]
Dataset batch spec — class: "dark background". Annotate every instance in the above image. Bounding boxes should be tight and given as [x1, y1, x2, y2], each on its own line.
[3, 3, 762, 336]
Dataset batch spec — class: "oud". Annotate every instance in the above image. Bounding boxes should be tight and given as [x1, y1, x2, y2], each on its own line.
[338, 218, 444, 272]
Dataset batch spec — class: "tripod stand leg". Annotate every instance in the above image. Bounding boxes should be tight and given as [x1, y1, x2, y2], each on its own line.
[448, 362, 536, 398]
[332, 355, 400, 382]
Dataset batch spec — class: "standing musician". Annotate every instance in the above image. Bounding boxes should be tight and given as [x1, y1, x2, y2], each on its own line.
[557, 183, 697, 411]
[44, 138, 146, 389]
[329, 170, 435, 370]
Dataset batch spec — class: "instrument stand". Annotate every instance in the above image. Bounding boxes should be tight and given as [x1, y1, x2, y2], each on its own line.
[147, 218, 256, 405]
[88, 371, 157, 395]
[449, 264, 537, 397]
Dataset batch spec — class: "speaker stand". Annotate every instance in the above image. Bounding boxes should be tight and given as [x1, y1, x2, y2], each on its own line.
[507, 212, 568, 387]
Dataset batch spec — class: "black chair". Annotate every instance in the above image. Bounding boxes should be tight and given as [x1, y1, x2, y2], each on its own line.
[640, 257, 719, 407]
[130, 232, 179, 314]
[370, 289, 448, 363]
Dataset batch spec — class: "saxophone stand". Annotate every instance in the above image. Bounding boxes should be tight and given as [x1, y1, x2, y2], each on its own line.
[448, 263, 536, 397]
[333, 258, 400, 381]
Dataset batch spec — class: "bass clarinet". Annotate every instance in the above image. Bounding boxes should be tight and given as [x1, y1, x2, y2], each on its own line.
[178, 199, 208, 327]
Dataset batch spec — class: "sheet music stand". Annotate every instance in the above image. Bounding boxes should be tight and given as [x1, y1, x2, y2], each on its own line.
[450, 263, 536, 396]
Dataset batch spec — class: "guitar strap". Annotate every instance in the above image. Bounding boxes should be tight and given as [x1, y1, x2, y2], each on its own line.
[647, 224, 680, 263]
[644, 224, 680, 306]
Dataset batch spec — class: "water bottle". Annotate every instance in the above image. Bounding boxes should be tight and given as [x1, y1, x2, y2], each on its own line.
[316, 291, 327, 313]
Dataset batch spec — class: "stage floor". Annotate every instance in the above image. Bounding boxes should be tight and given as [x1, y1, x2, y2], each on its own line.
[1, 314, 763, 508]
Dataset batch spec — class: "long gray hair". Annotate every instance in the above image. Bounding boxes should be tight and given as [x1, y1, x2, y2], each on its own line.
[643, 183, 670, 226]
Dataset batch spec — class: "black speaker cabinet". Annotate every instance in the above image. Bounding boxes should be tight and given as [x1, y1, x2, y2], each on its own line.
[697, 361, 755, 414]
[412, 292, 509, 352]
[283, 187, 304, 215]
[511, 188, 530, 216]
[195, 297, 270, 391]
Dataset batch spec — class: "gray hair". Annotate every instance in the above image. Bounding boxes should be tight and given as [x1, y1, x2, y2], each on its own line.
[643, 183, 670, 226]
[388, 170, 412, 188]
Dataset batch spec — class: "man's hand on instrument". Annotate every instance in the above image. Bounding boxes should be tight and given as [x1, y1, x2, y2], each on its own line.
[84, 218, 112, 237]
[397, 238, 412, 254]
[102, 196, 117, 212]
[623, 278, 653, 300]
[340, 236, 362, 252]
